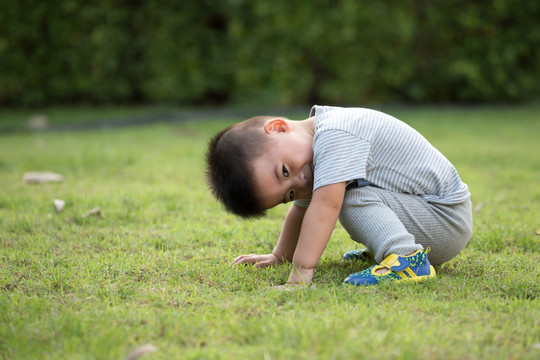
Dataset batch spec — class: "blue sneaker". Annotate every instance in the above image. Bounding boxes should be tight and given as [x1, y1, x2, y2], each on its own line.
[344, 249, 436, 286]
[342, 248, 374, 262]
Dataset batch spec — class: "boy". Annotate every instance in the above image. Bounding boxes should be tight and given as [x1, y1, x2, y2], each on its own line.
[205, 106, 472, 286]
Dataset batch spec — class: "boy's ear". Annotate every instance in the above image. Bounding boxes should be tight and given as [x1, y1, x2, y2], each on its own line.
[263, 118, 290, 134]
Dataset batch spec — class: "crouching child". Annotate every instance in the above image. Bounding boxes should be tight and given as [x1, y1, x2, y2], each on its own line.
[205, 106, 473, 286]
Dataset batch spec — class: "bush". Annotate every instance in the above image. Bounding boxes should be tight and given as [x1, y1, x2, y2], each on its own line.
[1, 0, 539, 106]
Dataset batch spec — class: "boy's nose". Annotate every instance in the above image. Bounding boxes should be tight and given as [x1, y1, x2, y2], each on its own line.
[295, 172, 306, 185]
[297, 164, 312, 185]
[294, 171, 311, 192]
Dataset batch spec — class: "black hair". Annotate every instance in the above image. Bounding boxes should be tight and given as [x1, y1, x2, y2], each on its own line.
[205, 116, 275, 218]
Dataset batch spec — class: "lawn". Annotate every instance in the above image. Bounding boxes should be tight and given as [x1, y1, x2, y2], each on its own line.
[0, 105, 539, 359]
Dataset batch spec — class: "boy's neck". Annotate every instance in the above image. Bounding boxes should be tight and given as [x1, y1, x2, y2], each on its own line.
[290, 116, 315, 138]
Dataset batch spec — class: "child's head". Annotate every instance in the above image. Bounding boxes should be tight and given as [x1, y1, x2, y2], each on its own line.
[206, 115, 315, 218]
[205, 116, 274, 218]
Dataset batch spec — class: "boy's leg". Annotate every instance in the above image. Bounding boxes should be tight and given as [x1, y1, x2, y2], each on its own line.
[338, 186, 472, 265]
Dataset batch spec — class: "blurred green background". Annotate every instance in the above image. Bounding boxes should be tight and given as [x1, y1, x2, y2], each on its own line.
[1, 0, 539, 108]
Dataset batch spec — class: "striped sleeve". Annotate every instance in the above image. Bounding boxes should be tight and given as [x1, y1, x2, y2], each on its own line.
[312, 129, 371, 192]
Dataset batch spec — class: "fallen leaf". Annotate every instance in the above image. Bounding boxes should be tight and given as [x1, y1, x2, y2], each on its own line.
[23, 172, 64, 184]
[82, 207, 101, 218]
[125, 344, 158, 360]
[53, 199, 65, 213]
[536, 228, 540, 236]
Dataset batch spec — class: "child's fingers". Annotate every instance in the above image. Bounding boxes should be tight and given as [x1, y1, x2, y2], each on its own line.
[254, 260, 273, 268]
[232, 254, 253, 262]
[232, 254, 246, 263]
[231, 254, 257, 265]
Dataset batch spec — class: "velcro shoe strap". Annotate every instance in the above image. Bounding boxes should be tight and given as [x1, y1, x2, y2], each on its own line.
[380, 254, 411, 272]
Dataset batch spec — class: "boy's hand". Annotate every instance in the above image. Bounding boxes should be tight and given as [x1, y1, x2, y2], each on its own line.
[288, 266, 314, 285]
[232, 253, 280, 268]
[273, 268, 314, 290]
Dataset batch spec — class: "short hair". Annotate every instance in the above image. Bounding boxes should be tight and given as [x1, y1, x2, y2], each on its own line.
[205, 116, 276, 218]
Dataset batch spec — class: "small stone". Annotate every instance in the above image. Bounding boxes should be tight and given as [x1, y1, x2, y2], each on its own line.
[125, 344, 158, 360]
[27, 114, 49, 130]
[82, 207, 101, 218]
[474, 203, 485, 213]
[53, 199, 65, 213]
[23, 172, 64, 184]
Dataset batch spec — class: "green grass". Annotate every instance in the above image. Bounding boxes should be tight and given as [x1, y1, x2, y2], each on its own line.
[0, 105, 175, 130]
[0, 105, 539, 359]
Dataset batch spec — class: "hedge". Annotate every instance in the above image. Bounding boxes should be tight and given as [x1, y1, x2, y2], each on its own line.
[1, 0, 539, 106]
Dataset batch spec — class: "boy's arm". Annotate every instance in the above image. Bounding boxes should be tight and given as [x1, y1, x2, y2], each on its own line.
[272, 203, 307, 263]
[232, 203, 306, 267]
[287, 182, 346, 285]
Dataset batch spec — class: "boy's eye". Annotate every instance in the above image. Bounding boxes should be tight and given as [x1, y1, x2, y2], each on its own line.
[288, 190, 295, 201]
[282, 166, 289, 178]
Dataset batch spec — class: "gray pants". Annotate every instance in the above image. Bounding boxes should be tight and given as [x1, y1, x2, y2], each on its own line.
[338, 186, 473, 265]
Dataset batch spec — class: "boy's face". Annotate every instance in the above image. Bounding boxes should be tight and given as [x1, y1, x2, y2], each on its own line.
[251, 119, 314, 209]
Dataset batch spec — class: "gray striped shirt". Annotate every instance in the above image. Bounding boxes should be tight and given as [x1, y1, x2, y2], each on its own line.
[295, 106, 470, 207]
